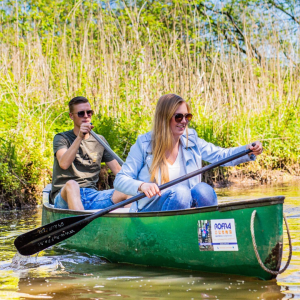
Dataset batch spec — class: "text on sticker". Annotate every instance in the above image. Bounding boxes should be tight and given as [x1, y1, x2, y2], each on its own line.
[214, 223, 232, 230]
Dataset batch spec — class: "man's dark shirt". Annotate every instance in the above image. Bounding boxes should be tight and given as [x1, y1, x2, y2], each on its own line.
[49, 130, 114, 204]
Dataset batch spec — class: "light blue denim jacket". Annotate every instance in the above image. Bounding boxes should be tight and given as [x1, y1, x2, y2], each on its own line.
[114, 129, 255, 211]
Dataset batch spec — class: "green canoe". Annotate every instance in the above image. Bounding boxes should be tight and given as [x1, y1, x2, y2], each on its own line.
[41, 193, 286, 280]
[42, 196, 284, 280]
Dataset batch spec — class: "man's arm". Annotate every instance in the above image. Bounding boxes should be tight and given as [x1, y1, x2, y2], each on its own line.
[57, 123, 93, 170]
[56, 137, 83, 170]
[106, 159, 122, 176]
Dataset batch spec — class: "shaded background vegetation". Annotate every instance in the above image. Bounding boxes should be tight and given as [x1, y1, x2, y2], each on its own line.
[0, 0, 299, 209]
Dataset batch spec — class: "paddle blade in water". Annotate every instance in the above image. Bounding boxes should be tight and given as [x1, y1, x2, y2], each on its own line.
[14, 215, 89, 256]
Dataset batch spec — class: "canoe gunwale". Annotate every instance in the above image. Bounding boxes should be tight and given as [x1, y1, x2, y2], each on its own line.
[43, 196, 284, 217]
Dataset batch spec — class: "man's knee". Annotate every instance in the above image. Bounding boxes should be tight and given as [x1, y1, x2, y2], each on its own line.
[64, 180, 80, 191]
[61, 180, 80, 203]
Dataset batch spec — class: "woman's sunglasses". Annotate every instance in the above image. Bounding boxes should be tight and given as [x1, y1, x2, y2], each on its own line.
[173, 113, 193, 123]
[73, 110, 94, 118]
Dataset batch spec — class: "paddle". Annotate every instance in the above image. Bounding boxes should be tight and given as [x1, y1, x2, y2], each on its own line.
[14, 144, 255, 256]
[90, 130, 124, 166]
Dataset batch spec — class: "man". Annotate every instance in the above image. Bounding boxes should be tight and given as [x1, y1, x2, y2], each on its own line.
[49, 96, 128, 210]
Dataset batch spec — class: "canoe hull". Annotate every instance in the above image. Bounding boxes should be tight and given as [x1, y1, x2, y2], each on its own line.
[42, 196, 284, 280]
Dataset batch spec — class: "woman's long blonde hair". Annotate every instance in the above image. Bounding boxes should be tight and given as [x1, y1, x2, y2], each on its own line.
[150, 94, 190, 184]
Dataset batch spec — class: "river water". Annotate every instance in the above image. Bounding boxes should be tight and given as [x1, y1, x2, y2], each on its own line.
[0, 183, 299, 299]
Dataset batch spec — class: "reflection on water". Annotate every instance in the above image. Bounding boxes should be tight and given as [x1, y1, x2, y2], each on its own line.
[218, 183, 300, 298]
[0, 183, 299, 300]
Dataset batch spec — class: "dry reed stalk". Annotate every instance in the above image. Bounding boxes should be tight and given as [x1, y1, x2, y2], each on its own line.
[0, 2, 298, 141]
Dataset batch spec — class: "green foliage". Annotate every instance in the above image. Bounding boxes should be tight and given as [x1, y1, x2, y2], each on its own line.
[0, 132, 51, 209]
[0, 0, 299, 208]
[93, 109, 152, 160]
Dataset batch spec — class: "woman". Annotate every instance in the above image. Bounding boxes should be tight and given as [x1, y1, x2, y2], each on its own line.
[114, 94, 263, 212]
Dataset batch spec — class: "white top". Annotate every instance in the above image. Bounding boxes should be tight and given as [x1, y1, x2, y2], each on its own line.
[167, 146, 189, 188]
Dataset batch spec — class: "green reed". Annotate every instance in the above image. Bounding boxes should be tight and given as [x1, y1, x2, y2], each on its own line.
[0, 0, 299, 207]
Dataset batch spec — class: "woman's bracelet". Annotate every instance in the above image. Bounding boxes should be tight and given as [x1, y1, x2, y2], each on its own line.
[138, 182, 145, 192]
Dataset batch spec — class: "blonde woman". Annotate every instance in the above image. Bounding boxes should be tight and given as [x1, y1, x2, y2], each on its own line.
[114, 94, 263, 212]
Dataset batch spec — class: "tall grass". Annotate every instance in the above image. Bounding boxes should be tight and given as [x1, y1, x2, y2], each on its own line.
[0, 0, 299, 208]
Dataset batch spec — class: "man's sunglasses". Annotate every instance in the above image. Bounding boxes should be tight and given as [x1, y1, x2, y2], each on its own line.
[73, 110, 94, 118]
[173, 113, 193, 123]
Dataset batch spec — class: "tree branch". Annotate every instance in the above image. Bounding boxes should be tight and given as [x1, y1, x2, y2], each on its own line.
[267, 0, 300, 25]
[224, 12, 262, 63]
[195, 3, 262, 62]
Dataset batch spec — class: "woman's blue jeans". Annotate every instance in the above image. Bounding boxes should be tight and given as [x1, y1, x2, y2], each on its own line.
[139, 182, 217, 212]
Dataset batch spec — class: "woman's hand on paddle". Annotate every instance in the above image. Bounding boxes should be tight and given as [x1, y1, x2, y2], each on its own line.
[247, 141, 263, 156]
[140, 183, 161, 198]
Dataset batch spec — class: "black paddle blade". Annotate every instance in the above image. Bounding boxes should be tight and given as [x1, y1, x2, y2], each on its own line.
[14, 214, 89, 256]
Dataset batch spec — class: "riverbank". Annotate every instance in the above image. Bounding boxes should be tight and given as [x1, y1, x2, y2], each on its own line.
[214, 168, 300, 188]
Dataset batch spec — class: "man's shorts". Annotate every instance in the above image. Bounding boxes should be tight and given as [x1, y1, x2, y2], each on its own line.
[54, 188, 114, 210]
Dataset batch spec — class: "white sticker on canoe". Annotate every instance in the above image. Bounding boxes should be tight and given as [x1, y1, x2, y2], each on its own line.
[198, 219, 238, 251]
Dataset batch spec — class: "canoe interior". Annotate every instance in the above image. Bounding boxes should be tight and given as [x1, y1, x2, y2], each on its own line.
[42, 196, 284, 280]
